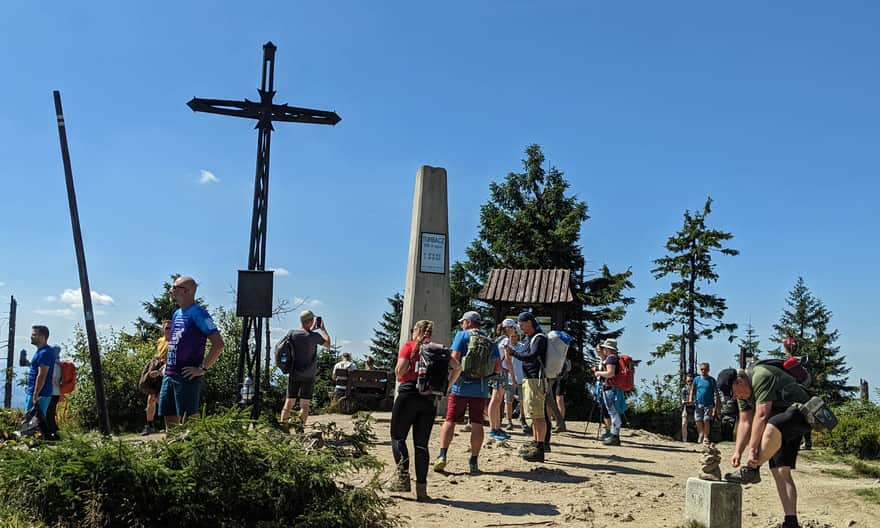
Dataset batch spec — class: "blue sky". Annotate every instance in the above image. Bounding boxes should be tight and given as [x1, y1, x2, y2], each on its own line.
[2, 2, 878, 405]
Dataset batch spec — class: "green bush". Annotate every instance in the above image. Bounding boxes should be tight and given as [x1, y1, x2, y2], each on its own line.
[814, 400, 880, 459]
[0, 410, 397, 528]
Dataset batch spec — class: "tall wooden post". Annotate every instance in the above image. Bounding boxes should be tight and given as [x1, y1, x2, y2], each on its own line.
[3, 296, 15, 408]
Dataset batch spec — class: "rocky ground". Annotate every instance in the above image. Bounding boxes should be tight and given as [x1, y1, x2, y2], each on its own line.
[312, 413, 879, 528]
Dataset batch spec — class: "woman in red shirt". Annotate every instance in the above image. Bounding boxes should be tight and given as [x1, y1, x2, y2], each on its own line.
[389, 319, 460, 501]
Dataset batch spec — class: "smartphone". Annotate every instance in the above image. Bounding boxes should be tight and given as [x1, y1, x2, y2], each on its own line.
[315, 316, 323, 329]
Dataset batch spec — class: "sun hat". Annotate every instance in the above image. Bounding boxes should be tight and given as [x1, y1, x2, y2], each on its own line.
[501, 319, 518, 329]
[599, 338, 618, 352]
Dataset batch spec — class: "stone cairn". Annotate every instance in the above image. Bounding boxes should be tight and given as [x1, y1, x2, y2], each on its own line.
[699, 442, 722, 481]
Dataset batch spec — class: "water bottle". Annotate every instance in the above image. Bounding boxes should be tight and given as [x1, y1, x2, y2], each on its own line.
[19, 349, 28, 367]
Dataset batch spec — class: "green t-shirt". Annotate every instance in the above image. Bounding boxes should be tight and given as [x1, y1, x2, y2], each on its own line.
[737, 364, 809, 413]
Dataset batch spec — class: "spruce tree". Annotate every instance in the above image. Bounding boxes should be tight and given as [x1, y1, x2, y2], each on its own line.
[450, 144, 634, 416]
[737, 322, 761, 367]
[647, 197, 738, 379]
[770, 277, 854, 405]
[369, 293, 403, 371]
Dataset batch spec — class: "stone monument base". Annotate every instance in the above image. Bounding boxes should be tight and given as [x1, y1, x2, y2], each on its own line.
[685, 477, 742, 528]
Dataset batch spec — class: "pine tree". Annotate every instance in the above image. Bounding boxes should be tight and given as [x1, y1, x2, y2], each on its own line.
[737, 322, 761, 367]
[125, 274, 205, 343]
[647, 197, 738, 379]
[770, 277, 854, 405]
[369, 293, 403, 371]
[449, 144, 634, 417]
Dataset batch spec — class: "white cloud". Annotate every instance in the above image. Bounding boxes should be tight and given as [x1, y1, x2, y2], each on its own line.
[33, 308, 75, 319]
[340, 339, 352, 346]
[292, 296, 322, 307]
[44, 295, 57, 302]
[57, 288, 115, 306]
[199, 169, 219, 184]
[271, 267, 289, 277]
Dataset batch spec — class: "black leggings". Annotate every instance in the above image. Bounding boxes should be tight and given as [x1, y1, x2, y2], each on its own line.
[45, 395, 60, 437]
[390, 391, 436, 484]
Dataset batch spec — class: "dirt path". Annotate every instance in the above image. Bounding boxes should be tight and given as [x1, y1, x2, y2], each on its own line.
[314, 413, 879, 528]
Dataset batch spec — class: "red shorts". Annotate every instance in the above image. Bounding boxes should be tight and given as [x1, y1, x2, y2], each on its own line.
[445, 394, 487, 424]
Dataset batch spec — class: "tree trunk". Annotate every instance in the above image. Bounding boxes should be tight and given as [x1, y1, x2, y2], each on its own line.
[688, 256, 696, 376]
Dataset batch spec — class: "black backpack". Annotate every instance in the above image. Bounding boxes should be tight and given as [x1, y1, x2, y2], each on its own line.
[416, 342, 451, 397]
[274, 333, 294, 375]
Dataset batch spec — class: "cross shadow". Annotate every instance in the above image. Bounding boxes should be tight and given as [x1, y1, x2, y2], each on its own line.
[551, 451, 655, 464]
[544, 459, 673, 478]
[623, 441, 693, 453]
[431, 497, 560, 516]
[495, 467, 590, 484]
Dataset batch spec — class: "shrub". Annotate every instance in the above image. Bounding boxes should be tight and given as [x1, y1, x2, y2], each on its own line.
[0, 410, 397, 527]
[814, 400, 880, 459]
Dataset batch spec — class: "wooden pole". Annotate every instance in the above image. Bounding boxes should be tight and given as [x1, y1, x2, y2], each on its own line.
[3, 296, 15, 408]
[53, 91, 112, 436]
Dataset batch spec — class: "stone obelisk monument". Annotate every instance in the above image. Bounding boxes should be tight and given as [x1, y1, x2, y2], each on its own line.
[399, 166, 451, 353]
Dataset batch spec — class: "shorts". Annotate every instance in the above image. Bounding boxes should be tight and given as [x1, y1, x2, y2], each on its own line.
[504, 382, 520, 404]
[553, 378, 566, 397]
[445, 394, 487, 424]
[24, 393, 51, 415]
[521, 378, 547, 419]
[767, 406, 812, 469]
[158, 375, 202, 417]
[287, 376, 315, 400]
[489, 370, 512, 391]
[694, 404, 714, 422]
[682, 405, 695, 423]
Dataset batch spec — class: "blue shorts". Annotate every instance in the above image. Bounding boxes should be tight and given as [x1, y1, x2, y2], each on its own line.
[694, 403, 714, 422]
[158, 374, 202, 417]
[24, 393, 51, 415]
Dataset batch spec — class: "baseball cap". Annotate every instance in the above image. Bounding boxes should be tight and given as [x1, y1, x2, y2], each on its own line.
[300, 310, 315, 323]
[517, 311, 537, 323]
[716, 368, 738, 397]
[501, 318, 518, 329]
[458, 311, 481, 323]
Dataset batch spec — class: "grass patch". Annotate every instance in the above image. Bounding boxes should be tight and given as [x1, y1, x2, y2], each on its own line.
[854, 488, 880, 506]
[850, 459, 880, 479]
[820, 467, 857, 479]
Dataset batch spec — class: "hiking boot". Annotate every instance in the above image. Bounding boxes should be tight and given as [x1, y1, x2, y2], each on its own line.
[522, 424, 532, 435]
[433, 456, 447, 473]
[518, 441, 539, 454]
[462, 424, 472, 432]
[602, 434, 621, 446]
[554, 424, 567, 433]
[521, 444, 545, 462]
[543, 442, 551, 452]
[504, 422, 515, 430]
[388, 472, 411, 492]
[469, 460, 481, 474]
[415, 482, 429, 502]
[141, 423, 155, 436]
[599, 430, 612, 441]
[724, 466, 761, 484]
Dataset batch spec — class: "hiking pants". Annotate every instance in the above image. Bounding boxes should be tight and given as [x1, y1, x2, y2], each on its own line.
[601, 387, 622, 435]
[391, 391, 436, 484]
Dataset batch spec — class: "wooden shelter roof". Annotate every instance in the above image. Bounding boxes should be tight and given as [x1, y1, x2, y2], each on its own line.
[477, 268, 575, 305]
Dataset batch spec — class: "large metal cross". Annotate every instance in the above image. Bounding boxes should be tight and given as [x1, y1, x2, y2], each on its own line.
[188, 42, 340, 417]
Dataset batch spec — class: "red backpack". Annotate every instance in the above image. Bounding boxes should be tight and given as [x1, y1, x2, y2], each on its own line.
[609, 354, 635, 392]
[58, 361, 77, 396]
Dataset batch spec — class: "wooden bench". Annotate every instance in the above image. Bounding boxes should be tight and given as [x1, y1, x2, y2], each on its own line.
[331, 368, 394, 412]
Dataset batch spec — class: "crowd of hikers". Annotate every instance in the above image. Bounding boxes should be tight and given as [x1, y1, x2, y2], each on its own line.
[18, 279, 836, 527]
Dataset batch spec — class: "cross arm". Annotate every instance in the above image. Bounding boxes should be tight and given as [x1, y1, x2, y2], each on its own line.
[269, 104, 341, 125]
[187, 98, 262, 119]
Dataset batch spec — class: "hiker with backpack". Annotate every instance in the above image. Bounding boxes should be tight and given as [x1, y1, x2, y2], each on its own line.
[278, 310, 331, 425]
[487, 319, 518, 441]
[139, 320, 170, 435]
[505, 311, 550, 462]
[717, 361, 836, 528]
[593, 338, 625, 446]
[434, 311, 501, 475]
[389, 320, 461, 501]
[23, 325, 55, 439]
[497, 318, 529, 432]
[781, 337, 812, 450]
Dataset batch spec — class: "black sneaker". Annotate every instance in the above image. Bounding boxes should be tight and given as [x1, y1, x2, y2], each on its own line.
[602, 434, 621, 446]
[521, 445, 545, 462]
[724, 466, 761, 484]
[543, 442, 551, 452]
[522, 425, 532, 435]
